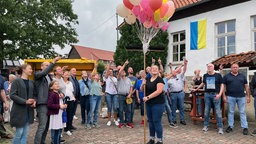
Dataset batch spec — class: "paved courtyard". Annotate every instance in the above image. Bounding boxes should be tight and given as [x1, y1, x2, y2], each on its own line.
[1, 101, 256, 144]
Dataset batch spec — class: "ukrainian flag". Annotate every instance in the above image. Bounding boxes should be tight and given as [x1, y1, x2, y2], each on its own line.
[190, 19, 207, 50]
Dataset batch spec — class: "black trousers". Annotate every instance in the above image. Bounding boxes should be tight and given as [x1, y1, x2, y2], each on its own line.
[65, 101, 74, 131]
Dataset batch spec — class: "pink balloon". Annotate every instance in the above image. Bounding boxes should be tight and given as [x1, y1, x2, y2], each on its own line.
[143, 21, 152, 28]
[161, 22, 169, 31]
[149, 0, 162, 11]
[123, 0, 134, 10]
[132, 5, 141, 17]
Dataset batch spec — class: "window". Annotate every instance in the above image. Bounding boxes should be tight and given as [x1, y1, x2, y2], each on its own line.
[216, 20, 236, 57]
[172, 31, 186, 62]
[252, 16, 256, 50]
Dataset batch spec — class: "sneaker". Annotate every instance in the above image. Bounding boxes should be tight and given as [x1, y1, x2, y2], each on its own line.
[93, 123, 100, 128]
[140, 120, 144, 125]
[176, 110, 179, 113]
[251, 129, 256, 136]
[225, 126, 233, 133]
[86, 124, 91, 130]
[146, 139, 155, 144]
[243, 128, 248, 135]
[126, 123, 134, 128]
[218, 128, 224, 134]
[114, 120, 119, 126]
[65, 131, 72, 136]
[61, 134, 63, 138]
[156, 141, 163, 144]
[118, 123, 124, 128]
[106, 121, 111, 126]
[73, 115, 78, 120]
[180, 121, 186, 125]
[202, 126, 208, 132]
[169, 122, 178, 128]
[60, 139, 65, 144]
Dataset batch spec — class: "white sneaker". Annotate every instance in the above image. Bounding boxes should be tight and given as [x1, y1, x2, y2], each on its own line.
[73, 115, 78, 120]
[218, 128, 224, 134]
[202, 126, 208, 132]
[60, 134, 63, 138]
[66, 131, 72, 136]
[114, 120, 119, 126]
[106, 121, 111, 126]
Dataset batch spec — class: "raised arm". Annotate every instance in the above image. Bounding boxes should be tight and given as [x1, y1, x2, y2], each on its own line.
[104, 61, 111, 79]
[158, 58, 164, 74]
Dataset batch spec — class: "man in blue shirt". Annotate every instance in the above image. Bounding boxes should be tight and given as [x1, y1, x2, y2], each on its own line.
[223, 63, 250, 135]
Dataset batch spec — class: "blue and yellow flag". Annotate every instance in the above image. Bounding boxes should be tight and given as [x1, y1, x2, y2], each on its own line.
[190, 19, 207, 50]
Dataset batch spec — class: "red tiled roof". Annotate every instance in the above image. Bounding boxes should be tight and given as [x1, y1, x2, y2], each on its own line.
[72, 45, 114, 61]
[173, 0, 203, 9]
[212, 51, 256, 70]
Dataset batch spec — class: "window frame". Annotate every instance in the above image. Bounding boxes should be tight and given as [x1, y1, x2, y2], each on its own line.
[215, 20, 236, 57]
[252, 15, 256, 50]
[171, 31, 186, 63]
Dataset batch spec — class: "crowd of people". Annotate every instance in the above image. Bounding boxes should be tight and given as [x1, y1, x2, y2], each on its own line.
[0, 56, 256, 144]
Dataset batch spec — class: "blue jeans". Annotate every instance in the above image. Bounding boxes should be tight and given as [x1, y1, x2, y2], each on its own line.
[34, 105, 49, 144]
[140, 98, 144, 116]
[105, 93, 118, 113]
[80, 95, 90, 123]
[204, 92, 223, 128]
[170, 91, 185, 122]
[254, 97, 256, 120]
[227, 96, 248, 128]
[118, 95, 131, 124]
[13, 122, 29, 144]
[196, 93, 202, 115]
[146, 103, 165, 140]
[164, 94, 172, 124]
[51, 129, 62, 144]
[87, 95, 102, 124]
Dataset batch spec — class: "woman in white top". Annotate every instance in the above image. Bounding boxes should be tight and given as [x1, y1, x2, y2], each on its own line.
[104, 62, 119, 126]
[62, 70, 76, 136]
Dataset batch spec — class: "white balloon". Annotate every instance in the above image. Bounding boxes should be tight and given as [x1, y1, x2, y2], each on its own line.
[129, 0, 141, 6]
[116, 4, 130, 18]
[125, 13, 136, 25]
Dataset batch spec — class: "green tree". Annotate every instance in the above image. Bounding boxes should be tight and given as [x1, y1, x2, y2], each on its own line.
[97, 61, 105, 76]
[114, 23, 168, 73]
[0, 0, 78, 68]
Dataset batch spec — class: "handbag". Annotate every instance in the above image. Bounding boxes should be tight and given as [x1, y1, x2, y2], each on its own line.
[62, 109, 67, 123]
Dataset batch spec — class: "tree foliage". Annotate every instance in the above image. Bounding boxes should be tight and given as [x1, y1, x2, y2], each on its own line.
[97, 61, 105, 76]
[114, 23, 168, 73]
[0, 0, 78, 68]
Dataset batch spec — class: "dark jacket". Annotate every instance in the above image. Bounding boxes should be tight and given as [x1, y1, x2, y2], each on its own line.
[69, 75, 81, 100]
[47, 91, 60, 115]
[34, 63, 55, 104]
[10, 78, 36, 128]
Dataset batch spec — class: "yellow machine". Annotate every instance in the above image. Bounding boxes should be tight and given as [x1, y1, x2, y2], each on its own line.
[24, 58, 96, 80]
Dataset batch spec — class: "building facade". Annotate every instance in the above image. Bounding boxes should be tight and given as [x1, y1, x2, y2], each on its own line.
[166, 0, 256, 76]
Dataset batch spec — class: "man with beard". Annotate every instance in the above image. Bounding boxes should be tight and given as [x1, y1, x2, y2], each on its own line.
[127, 67, 137, 123]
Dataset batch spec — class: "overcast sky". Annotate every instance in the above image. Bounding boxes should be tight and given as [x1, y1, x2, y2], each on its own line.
[54, 0, 123, 55]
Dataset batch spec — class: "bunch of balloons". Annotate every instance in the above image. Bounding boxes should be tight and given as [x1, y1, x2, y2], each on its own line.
[116, 0, 175, 31]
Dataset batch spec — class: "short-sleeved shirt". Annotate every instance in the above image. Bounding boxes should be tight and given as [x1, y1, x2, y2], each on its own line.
[167, 74, 185, 92]
[145, 76, 165, 105]
[203, 73, 223, 93]
[223, 72, 247, 97]
[117, 77, 132, 95]
[135, 79, 144, 100]
[105, 76, 118, 95]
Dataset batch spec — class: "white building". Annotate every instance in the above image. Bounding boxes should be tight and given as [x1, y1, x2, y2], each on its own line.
[166, 0, 256, 76]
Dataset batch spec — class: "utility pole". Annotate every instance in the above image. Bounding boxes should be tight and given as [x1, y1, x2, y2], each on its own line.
[116, 13, 119, 42]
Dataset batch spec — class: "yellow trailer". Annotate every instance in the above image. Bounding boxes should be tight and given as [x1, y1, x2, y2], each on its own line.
[24, 58, 96, 80]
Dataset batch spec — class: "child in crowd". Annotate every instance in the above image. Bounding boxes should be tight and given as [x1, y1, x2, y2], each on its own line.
[48, 80, 67, 144]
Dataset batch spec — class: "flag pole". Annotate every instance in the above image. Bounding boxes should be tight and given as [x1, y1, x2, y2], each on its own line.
[143, 52, 146, 144]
